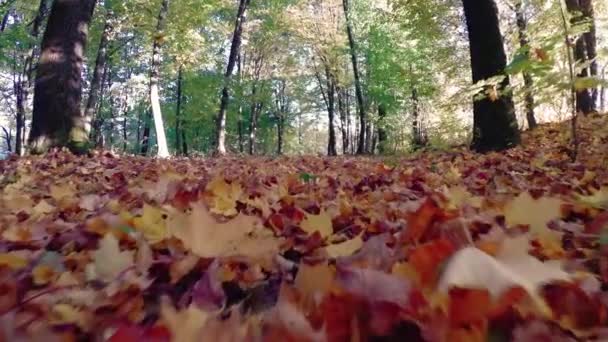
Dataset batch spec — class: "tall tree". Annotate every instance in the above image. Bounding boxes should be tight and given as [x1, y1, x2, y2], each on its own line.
[86, 9, 113, 145]
[14, 0, 48, 155]
[580, 0, 598, 105]
[215, 0, 250, 155]
[462, 0, 520, 152]
[565, 0, 595, 114]
[141, 0, 170, 157]
[28, 0, 97, 154]
[175, 66, 187, 156]
[514, 0, 537, 129]
[343, 0, 367, 155]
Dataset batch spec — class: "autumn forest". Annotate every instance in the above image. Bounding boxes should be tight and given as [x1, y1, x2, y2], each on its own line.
[1, 0, 608, 341]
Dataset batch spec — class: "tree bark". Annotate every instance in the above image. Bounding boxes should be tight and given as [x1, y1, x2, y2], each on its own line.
[274, 79, 287, 156]
[377, 104, 387, 154]
[343, 0, 367, 155]
[514, 1, 537, 129]
[462, 0, 520, 152]
[175, 66, 184, 155]
[13, 0, 48, 155]
[326, 71, 337, 157]
[147, 0, 170, 157]
[1, 126, 11, 152]
[248, 83, 262, 155]
[565, 0, 595, 114]
[580, 0, 598, 104]
[237, 53, 245, 154]
[28, 0, 97, 154]
[85, 10, 112, 142]
[601, 63, 607, 112]
[215, 0, 250, 155]
[337, 87, 349, 154]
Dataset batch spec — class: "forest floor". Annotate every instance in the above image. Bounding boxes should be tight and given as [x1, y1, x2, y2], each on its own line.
[1, 114, 608, 341]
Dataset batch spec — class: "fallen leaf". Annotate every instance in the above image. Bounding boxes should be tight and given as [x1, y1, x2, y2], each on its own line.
[324, 233, 364, 258]
[168, 202, 281, 259]
[438, 238, 570, 312]
[133, 204, 169, 243]
[85, 233, 134, 282]
[300, 210, 333, 238]
[206, 177, 243, 216]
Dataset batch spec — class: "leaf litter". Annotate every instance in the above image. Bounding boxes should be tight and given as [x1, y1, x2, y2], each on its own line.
[1, 114, 608, 341]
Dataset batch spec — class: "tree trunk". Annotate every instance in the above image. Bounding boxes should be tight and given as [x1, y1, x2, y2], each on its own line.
[248, 83, 259, 155]
[411, 85, 426, 149]
[175, 66, 184, 155]
[327, 75, 337, 157]
[462, 0, 520, 152]
[580, 0, 598, 105]
[343, 0, 367, 155]
[274, 79, 287, 155]
[149, 0, 170, 157]
[601, 63, 607, 112]
[13, 0, 47, 155]
[85, 10, 112, 141]
[377, 104, 387, 154]
[337, 87, 349, 154]
[514, 1, 537, 129]
[237, 53, 245, 154]
[1, 126, 11, 152]
[565, 0, 595, 114]
[28, 0, 96, 154]
[14, 69, 24, 156]
[215, 0, 250, 155]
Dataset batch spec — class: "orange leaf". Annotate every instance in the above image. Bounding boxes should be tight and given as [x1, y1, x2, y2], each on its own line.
[409, 238, 456, 286]
[448, 288, 490, 326]
[404, 198, 441, 242]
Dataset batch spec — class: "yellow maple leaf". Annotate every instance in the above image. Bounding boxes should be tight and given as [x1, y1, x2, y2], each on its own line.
[578, 188, 608, 209]
[300, 211, 333, 238]
[49, 183, 76, 201]
[161, 300, 210, 342]
[445, 186, 482, 209]
[295, 262, 335, 297]
[167, 202, 281, 259]
[133, 204, 169, 243]
[324, 233, 364, 258]
[206, 177, 243, 216]
[504, 193, 562, 236]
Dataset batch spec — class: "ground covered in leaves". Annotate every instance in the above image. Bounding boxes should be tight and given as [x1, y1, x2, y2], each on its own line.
[2, 115, 608, 341]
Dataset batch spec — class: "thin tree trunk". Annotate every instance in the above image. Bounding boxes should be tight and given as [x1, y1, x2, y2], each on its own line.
[248, 83, 258, 155]
[514, 1, 537, 129]
[175, 66, 183, 155]
[13, 0, 47, 155]
[377, 104, 387, 154]
[580, 0, 598, 105]
[0, 10, 9, 32]
[215, 0, 250, 155]
[601, 63, 607, 112]
[327, 72, 337, 157]
[85, 10, 112, 140]
[1, 126, 11, 152]
[147, 0, 170, 157]
[14, 67, 24, 156]
[28, 0, 96, 154]
[462, 0, 520, 152]
[343, 0, 366, 155]
[565, 0, 595, 114]
[237, 53, 245, 153]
